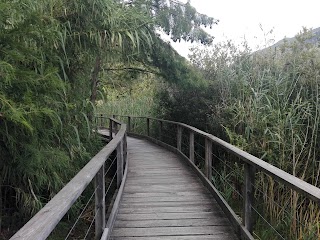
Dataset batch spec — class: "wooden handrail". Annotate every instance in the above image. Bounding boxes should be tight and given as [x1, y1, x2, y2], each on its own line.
[110, 114, 320, 237]
[11, 119, 127, 240]
[109, 117, 122, 126]
[110, 115, 320, 202]
[208, 134, 320, 202]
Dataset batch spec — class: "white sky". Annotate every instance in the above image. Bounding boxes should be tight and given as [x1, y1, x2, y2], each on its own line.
[169, 0, 320, 58]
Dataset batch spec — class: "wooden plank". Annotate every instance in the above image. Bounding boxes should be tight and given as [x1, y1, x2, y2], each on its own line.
[110, 137, 238, 240]
[124, 184, 206, 189]
[127, 170, 195, 175]
[121, 196, 212, 203]
[110, 235, 236, 240]
[129, 165, 182, 169]
[112, 226, 235, 237]
[126, 175, 197, 179]
[121, 191, 211, 197]
[125, 183, 198, 187]
[114, 218, 231, 228]
[124, 178, 198, 184]
[115, 212, 226, 221]
[124, 184, 203, 189]
[122, 188, 209, 194]
[127, 172, 196, 177]
[119, 201, 216, 208]
[125, 178, 199, 183]
[140, 135, 254, 240]
[118, 206, 221, 214]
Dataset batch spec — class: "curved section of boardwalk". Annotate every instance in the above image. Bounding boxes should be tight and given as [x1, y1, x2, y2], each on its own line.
[110, 137, 238, 240]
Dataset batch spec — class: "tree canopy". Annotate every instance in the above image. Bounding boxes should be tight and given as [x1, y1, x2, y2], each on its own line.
[0, 0, 217, 233]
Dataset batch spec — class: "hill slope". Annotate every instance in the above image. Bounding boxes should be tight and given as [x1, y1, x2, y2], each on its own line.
[272, 27, 320, 48]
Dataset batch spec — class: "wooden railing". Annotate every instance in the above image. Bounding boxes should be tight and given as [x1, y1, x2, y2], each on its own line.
[11, 118, 127, 240]
[109, 115, 320, 240]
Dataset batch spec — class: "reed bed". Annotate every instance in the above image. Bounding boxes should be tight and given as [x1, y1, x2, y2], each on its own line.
[198, 30, 320, 239]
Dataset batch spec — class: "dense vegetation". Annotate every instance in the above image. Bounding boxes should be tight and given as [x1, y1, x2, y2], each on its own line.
[158, 29, 320, 239]
[0, 0, 216, 236]
[3, 0, 318, 238]
[104, 28, 320, 239]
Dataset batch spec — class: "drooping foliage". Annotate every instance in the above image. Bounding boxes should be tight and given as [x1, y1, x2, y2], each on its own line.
[0, 0, 217, 233]
[103, 0, 218, 87]
[130, 0, 218, 44]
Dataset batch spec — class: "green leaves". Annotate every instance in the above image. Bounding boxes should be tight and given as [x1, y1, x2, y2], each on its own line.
[185, 33, 320, 238]
[0, 0, 102, 224]
[0, 0, 217, 230]
[148, 0, 218, 44]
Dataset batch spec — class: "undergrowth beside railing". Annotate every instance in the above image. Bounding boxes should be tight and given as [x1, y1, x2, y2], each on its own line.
[10, 119, 127, 240]
[111, 115, 320, 240]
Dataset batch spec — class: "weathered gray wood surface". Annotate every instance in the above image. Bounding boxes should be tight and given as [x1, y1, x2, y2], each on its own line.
[110, 138, 238, 240]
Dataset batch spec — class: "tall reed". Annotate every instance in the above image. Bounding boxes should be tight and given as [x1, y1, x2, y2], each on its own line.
[189, 28, 320, 239]
[96, 77, 157, 118]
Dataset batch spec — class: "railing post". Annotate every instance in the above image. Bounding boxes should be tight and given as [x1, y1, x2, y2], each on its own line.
[123, 133, 127, 165]
[109, 118, 113, 140]
[128, 116, 131, 133]
[95, 164, 105, 239]
[100, 114, 103, 128]
[159, 120, 163, 141]
[189, 131, 194, 162]
[147, 118, 150, 136]
[205, 138, 212, 180]
[117, 140, 124, 188]
[177, 125, 182, 151]
[112, 115, 116, 133]
[244, 163, 255, 233]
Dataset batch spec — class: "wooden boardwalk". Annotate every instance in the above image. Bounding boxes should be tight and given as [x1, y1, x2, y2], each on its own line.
[110, 137, 238, 240]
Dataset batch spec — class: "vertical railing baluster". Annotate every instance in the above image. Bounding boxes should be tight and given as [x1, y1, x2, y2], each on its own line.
[205, 138, 212, 180]
[123, 133, 127, 165]
[128, 116, 131, 133]
[244, 163, 255, 233]
[147, 118, 150, 136]
[109, 118, 113, 140]
[116, 123, 119, 134]
[117, 140, 124, 188]
[159, 120, 163, 141]
[100, 114, 103, 128]
[189, 131, 194, 163]
[177, 125, 182, 151]
[112, 115, 116, 133]
[95, 164, 105, 239]
[112, 121, 115, 134]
